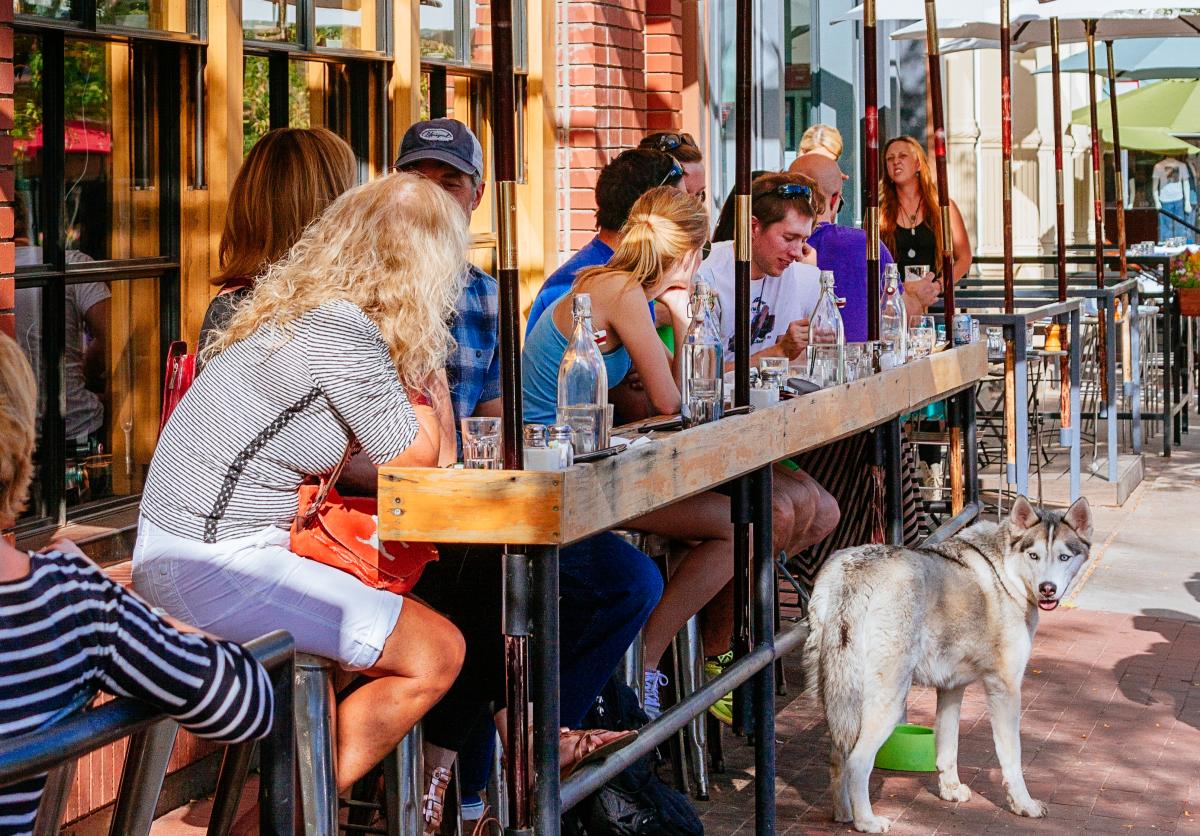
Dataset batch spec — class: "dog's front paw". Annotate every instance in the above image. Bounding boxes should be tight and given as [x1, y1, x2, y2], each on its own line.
[1008, 796, 1048, 818]
[853, 814, 892, 833]
[938, 782, 972, 803]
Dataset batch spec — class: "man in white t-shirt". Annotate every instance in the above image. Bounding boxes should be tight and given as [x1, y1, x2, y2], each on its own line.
[696, 172, 822, 367]
[691, 172, 839, 651]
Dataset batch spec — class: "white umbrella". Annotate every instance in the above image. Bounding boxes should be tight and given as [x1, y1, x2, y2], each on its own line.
[890, 2, 1200, 45]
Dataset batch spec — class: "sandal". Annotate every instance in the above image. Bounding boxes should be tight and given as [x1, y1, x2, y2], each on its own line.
[559, 727, 639, 780]
[421, 764, 453, 834]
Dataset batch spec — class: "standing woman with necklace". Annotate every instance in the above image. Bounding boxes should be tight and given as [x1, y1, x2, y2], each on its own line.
[880, 136, 972, 312]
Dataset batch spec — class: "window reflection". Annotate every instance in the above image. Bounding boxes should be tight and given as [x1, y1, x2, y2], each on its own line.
[244, 0, 299, 42]
[96, 0, 189, 32]
[16, 0, 72, 21]
[315, 0, 372, 50]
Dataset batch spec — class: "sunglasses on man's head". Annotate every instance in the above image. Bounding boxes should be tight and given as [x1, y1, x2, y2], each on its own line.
[643, 132, 698, 153]
[771, 183, 812, 200]
[659, 159, 687, 187]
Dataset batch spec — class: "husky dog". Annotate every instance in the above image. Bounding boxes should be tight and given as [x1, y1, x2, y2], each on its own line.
[803, 496, 1093, 833]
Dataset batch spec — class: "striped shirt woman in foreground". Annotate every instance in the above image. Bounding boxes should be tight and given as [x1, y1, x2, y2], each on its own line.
[0, 334, 273, 835]
[134, 171, 466, 794]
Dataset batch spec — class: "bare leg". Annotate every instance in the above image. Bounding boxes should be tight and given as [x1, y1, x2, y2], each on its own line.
[335, 598, 466, 791]
[776, 467, 839, 554]
[935, 685, 971, 803]
[984, 677, 1046, 818]
[630, 493, 734, 669]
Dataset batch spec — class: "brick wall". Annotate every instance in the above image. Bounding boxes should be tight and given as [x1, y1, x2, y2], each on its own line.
[553, 0, 687, 259]
[644, 0, 683, 133]
[0, 2, 14, 339]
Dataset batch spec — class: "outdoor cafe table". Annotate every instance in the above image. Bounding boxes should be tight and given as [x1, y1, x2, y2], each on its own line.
[377, 342, 987, 835]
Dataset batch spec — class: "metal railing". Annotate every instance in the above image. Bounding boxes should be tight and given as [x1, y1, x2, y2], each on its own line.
[0, 630, 296, 836]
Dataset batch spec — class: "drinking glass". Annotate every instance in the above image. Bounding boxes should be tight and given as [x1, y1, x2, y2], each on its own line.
[461, 417, 503, 469]
[910, 316, 936, 359]
[904, 265, 930, 285]
[685, 378, 721, 426]
[757, 356, 789, 390]
[806, 345, 843, 388]
[556, 405, 604, 454]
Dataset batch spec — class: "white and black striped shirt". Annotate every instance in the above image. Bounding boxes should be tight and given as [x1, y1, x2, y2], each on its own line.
[0, 550, 274, 835]
[142, 300, 419, 542]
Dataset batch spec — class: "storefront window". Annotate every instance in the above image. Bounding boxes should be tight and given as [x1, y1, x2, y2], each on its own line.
[784, 0, 813, 156]
[422, 0, 524, 69]
[13, 27, 180, 528]
[96, 0, 189, 32]
[15, 0, 73, 22]
[244, 0, 300, 42]
[315, 0, 375, 50]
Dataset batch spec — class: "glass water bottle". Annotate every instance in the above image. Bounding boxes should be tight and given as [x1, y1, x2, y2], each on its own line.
[680, 280, 724, 427]
[880, 264, 907, 368]
[556, 293, 609, 453]
[807, 270, 845, 386]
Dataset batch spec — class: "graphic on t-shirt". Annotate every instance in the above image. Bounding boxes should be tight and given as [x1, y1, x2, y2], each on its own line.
[732, 297, 776, 353]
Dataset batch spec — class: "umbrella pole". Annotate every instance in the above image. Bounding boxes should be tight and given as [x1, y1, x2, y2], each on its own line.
[1086, 20, 1110, 406]
[1001, 0, 1018, 498]
[488, 0, 534, 828]
[1105, 40, 1128, 282]
[924, 0, 963, 513]
[1052, 18, 1071, 433]
[864, 0, 880, 341]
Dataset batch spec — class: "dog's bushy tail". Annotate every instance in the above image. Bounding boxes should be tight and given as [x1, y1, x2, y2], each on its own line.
[803, 556, 867, 755]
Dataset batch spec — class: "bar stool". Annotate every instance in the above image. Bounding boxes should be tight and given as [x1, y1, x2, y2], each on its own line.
[294, 653, 430, 836]
[671, 614, 709, 800]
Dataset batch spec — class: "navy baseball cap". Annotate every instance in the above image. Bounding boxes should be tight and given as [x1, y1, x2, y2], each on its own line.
[394, 118, 484, 178]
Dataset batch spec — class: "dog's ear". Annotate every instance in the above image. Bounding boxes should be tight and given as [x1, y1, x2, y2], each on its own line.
[1008, 496, 1040, 531]
[1063, 496, 1093, 542]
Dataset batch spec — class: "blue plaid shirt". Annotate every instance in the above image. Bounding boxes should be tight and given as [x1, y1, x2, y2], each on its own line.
[448, 265, 502, 424]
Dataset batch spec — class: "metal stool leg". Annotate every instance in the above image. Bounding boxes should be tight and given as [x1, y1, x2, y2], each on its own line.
[108, 720, 179, 836]
[32, 761, 77, 836]
[294, 653, 339, 836]
[207, 739, 257, 836]
[677, 615, 710, 801]
[485, 730, 508, 830]
[619, 630, 645, 703]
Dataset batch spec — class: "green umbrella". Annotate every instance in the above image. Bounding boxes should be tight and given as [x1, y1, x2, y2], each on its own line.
[1071, 79, 1200, 154]
[1037, 37, 1200, 79]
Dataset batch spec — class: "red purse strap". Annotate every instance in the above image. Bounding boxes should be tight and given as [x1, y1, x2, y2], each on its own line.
[297, 442, 354, 529]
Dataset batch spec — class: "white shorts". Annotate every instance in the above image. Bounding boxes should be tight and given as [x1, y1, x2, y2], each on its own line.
[132, 516, 403, 671]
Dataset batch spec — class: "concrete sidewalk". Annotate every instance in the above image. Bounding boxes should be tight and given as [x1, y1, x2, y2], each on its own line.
[699, 426, 1200, 834]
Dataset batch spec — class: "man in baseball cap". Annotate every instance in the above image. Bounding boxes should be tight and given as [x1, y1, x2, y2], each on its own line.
[394, 117, 486, 216]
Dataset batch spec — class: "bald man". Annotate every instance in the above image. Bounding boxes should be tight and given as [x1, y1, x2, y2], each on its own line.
[790, 154, 939, 340]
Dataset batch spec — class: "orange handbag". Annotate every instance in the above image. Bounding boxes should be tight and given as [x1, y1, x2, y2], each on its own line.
[290, 445, 437, 595]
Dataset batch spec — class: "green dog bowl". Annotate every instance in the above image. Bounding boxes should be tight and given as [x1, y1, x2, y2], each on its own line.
[874, 724, 937, 772]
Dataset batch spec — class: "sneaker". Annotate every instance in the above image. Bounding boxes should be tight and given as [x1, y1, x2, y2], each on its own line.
[705, 652, 735, 726]
[460, 795, 486, 821]
[643, 668, 669, 720]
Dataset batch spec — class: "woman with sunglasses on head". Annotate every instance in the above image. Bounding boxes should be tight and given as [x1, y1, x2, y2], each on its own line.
[881, 136, 973, 306]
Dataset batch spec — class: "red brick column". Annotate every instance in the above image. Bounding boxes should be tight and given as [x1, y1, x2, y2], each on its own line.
[0, 5, 13, 339]
[645, 0, 683, 133]
[560, 0, 647, 252]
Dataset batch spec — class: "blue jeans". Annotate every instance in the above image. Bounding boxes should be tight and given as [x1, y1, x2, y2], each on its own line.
[457, 532, 663, 795]
[1160, 200, 1193, 243]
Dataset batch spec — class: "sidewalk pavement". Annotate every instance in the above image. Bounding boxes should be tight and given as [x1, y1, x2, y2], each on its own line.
[699, 427, 1200, 834]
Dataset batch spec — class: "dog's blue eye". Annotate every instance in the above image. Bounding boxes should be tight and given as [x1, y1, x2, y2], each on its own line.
[1058, 553, 1071, 562]
[1028, 552, 1040, 561]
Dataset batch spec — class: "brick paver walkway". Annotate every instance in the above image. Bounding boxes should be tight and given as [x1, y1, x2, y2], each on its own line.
[697, 608, 1200, 834]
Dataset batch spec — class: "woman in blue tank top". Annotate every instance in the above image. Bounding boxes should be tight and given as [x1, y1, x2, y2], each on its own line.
[522, 187, 705, 425]
[521, 187, 742, 720]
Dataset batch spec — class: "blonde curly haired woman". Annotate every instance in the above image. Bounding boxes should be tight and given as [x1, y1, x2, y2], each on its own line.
[133, 171, 466, 792]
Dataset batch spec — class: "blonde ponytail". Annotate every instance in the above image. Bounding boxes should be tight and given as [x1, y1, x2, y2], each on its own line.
[576, 187, 709, 293]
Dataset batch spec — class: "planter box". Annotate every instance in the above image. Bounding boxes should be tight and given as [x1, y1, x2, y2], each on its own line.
[1179, 287, 1200, 317]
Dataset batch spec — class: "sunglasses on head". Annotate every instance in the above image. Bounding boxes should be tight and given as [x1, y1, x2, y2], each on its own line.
[771, 183, 812, 200]
[643, 132, 698, 153]
[659, 159, 687, 187]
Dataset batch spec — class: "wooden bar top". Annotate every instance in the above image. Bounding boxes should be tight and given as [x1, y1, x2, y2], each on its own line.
[378, 342, 987, 546]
